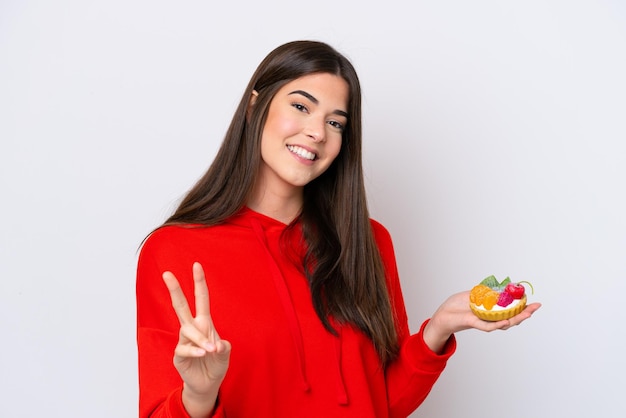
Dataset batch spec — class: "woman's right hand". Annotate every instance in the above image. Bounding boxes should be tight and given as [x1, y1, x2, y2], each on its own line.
[162, 262, 231, 418]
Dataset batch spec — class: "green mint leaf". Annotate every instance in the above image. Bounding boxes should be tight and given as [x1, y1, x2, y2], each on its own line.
[480, 275, 511, 291]
[480, 275, 499, 288]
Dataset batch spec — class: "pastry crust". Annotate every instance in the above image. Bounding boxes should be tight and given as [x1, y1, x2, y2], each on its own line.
[470, 295, 527, 321]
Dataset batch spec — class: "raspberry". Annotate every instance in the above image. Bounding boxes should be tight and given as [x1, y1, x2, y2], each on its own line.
[497, 291, 514, 307]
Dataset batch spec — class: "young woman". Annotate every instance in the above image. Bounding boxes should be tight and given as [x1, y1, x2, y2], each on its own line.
[136, 40, 540, 418]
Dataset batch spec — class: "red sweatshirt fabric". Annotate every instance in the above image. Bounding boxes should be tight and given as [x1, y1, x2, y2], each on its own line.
[136, 207, 455, 418]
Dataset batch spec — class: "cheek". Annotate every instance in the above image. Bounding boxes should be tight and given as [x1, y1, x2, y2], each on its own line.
[276, 118, 301, 137]
[264, 111, 301, 138]
[328, 139, 343, 160]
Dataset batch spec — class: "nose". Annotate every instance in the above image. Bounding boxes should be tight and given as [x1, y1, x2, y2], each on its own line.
[305, 117, 326, 143]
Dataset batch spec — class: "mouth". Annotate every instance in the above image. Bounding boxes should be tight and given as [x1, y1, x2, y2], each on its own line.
[287, 145, 317, 161]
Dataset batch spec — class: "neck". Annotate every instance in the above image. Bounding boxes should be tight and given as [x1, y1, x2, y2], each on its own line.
[247, 185, 303, 225]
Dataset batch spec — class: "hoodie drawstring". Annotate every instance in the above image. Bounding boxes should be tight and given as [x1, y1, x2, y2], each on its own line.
[251, 217, 349, 405]
[334, 324, 349, 405]
[250, 219, 311, 392]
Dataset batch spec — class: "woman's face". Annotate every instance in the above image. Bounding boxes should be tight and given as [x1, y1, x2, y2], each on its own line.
[256, 72, 349, 195]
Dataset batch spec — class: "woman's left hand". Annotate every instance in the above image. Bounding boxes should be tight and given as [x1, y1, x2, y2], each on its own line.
[423, 291, 542, 353]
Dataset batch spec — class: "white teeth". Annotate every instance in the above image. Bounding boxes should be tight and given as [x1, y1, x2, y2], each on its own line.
[287, 145, 316, 161]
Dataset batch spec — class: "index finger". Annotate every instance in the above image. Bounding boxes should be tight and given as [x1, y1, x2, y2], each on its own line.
[192, 262, 211, 317]
[162, 270, 194, 324]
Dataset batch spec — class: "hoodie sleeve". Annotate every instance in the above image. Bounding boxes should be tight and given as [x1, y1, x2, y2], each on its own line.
[370, 220, 456, 418]
[136, 230, 226, 418]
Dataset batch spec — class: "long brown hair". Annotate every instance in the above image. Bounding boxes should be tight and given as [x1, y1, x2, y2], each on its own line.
[163, 40, 399, 365]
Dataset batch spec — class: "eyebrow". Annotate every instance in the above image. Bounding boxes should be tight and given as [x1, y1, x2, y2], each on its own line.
[288, 90, 349, 118]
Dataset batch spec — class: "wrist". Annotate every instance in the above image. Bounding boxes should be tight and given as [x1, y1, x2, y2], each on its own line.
[181, 383, 219, 418]
[422, 317, 453, 354]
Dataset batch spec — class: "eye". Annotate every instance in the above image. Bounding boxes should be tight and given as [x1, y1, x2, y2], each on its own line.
[327, 120, 345, 132]
[291, 102, 309, 113]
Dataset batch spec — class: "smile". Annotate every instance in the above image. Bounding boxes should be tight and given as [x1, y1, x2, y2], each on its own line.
[287, 145, 317, 161]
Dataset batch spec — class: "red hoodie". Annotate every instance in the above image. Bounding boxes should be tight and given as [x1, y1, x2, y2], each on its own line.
[136, 207, 455, 417]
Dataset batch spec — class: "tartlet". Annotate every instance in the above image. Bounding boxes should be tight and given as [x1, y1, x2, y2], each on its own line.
[469, 276, 533, 321]
[470, 294, 527, 321]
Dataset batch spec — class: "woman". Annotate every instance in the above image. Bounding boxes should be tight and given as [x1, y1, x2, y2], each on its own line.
[136, 40, 540, 418]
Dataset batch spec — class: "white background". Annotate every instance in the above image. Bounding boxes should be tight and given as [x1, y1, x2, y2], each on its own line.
[1, 1, 625, 417]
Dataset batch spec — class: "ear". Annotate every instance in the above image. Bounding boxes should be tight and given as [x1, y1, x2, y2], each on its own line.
[247, 90, 259, 117]
[248, 90, 259, 108]
[249, 89, 259, 105]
